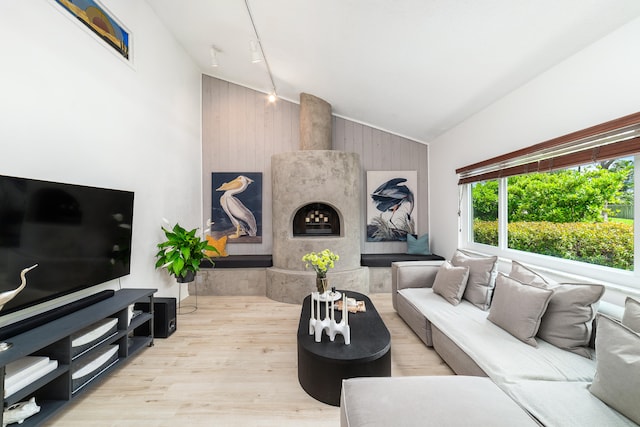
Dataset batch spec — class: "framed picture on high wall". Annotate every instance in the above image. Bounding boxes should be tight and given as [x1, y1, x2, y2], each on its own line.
[52, 0, 131, 61]
[366, 171, 417, 242]
[211, 172, 262, 243]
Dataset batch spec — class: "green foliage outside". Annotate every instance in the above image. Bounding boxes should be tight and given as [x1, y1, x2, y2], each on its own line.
[474, 220, 633, 270]
[611, 218, 634, 225]
[471, 180, 499, 221]
[508, 168, 629, 222]
[471, 161, 634, 270]
[473, 166, 632, 223]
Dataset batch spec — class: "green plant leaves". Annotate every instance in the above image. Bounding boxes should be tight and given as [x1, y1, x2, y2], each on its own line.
[155, 223, 214, 279]
[473, 219, 633, 270]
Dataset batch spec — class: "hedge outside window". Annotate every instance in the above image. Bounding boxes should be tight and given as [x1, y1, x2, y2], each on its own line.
[471, 158, 634, 270]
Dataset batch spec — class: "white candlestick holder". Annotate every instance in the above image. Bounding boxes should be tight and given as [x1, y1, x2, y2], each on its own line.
[309, 292, 350, 345]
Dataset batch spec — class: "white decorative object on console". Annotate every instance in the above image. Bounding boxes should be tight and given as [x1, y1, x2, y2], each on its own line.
[2, 397, 40, 427]
[309, 292, 350, 345]
[0, 264, 38, 312]
[0, 264, 38, 352]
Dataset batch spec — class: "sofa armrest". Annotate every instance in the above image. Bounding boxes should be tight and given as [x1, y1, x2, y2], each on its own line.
[391, 260, 444, 311]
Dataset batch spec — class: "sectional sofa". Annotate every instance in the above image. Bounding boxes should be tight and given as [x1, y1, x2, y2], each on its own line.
[340, 250, 640, 426]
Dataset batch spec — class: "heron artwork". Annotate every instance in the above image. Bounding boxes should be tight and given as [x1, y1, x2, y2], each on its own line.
[216, 175, 258, 239]
[367, 173, 417, 241]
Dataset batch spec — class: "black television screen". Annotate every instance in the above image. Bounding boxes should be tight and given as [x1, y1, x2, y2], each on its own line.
[0, 175, 134, 315]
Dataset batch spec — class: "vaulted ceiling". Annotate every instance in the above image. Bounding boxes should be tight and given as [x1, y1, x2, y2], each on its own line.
[147, 0, 640, 143]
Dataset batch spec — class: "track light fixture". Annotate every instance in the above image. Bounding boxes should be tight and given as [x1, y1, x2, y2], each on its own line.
[210, 47, 219, 67]
[250, 40, 262, 63]
[245, 0, 277, 102]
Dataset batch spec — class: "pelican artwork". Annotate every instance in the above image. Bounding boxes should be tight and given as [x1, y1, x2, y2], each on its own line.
[0, 264, 38, 312]
[216, 175, 258, 239]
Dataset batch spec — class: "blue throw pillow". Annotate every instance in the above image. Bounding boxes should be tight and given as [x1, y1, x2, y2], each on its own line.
[407, 233, 431, 255]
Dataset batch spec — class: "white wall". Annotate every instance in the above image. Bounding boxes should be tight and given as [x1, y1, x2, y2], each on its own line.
[429, 16, 640, 263]
[0, 0, 202, 320]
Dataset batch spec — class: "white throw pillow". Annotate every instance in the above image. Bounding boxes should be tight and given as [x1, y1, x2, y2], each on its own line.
[451, 250, 497, 310]
[537, 283, 604, 358]
[589, 314, 640, 425]
[487, 273, 554, 347]
[508, 261, 603, 358]
[622, 297, 640, 333]
[509, 260, 549, 287]
[432, 261, 469, 306]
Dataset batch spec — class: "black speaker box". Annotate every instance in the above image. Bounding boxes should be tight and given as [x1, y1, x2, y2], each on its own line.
[134, 297, 177, 338]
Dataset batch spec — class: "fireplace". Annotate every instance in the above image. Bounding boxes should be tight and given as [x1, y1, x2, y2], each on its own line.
[267, 150, 368, 303]
[293, 203, 340, 237]
[265, 94, 369, 304]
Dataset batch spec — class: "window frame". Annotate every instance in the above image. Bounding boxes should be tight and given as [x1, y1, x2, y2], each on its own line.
[462, 156, 639, 289]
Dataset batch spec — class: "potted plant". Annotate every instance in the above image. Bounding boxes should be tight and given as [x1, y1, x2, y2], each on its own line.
[155, 223, 218, 282]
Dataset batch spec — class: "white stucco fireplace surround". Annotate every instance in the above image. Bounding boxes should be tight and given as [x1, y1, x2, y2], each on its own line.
[265, 93, 368, 304]
[266, 150, 368, 303]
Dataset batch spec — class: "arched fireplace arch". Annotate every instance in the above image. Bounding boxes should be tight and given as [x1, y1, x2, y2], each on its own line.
[292, 202, 341, 237]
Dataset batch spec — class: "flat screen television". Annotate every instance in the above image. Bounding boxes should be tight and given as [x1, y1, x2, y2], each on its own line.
[0, 175, 134, 315]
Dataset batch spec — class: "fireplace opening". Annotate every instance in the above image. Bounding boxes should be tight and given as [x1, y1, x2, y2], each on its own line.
[293, 203, 340, 237]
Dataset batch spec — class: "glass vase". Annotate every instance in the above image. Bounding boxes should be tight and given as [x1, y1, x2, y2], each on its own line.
[316, 277, 328, 294]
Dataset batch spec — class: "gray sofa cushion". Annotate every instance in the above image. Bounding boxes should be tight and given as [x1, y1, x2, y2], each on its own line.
[622, 296, 640, 332]
[340, 376, 539, 427]
[537, 283, 604, 358]
[432, 261, 469, 306]
[431, 325, 487, 376]
[509, 260, 603, 358]
[505, 380, 639, 427]
[396, 292, 433, 346]
[488, 273, 554, 347]
[589, 314, 640, 425]
[509, 260, 549, 287]
[451, 249, 498, 310]
[398, 287, 597, 384]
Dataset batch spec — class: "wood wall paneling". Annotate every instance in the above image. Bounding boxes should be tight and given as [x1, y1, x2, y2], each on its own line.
[202, 76, 429, 256]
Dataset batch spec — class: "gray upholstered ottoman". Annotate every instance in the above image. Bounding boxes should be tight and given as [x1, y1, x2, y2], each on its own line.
[340, 376, 539, 427]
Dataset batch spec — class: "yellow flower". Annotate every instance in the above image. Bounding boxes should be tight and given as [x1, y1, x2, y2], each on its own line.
[302, 249, 339, 278]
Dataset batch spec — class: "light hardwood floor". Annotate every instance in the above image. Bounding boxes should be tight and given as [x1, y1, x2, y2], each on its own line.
[46, 294, 453, 426]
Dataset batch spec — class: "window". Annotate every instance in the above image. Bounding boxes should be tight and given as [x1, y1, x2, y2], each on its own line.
[460, 112, 640, 287]
[471, 180, 498, 246]
[470, 158, 634, 269]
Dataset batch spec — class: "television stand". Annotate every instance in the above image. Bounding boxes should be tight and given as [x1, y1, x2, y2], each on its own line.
[0, 288, 156, 426]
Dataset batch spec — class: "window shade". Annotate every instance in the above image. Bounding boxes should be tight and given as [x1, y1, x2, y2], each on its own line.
[457, 112, 640, 185]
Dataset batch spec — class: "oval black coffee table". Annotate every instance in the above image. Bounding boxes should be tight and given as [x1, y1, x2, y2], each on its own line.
[297, 290, 391, 406]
